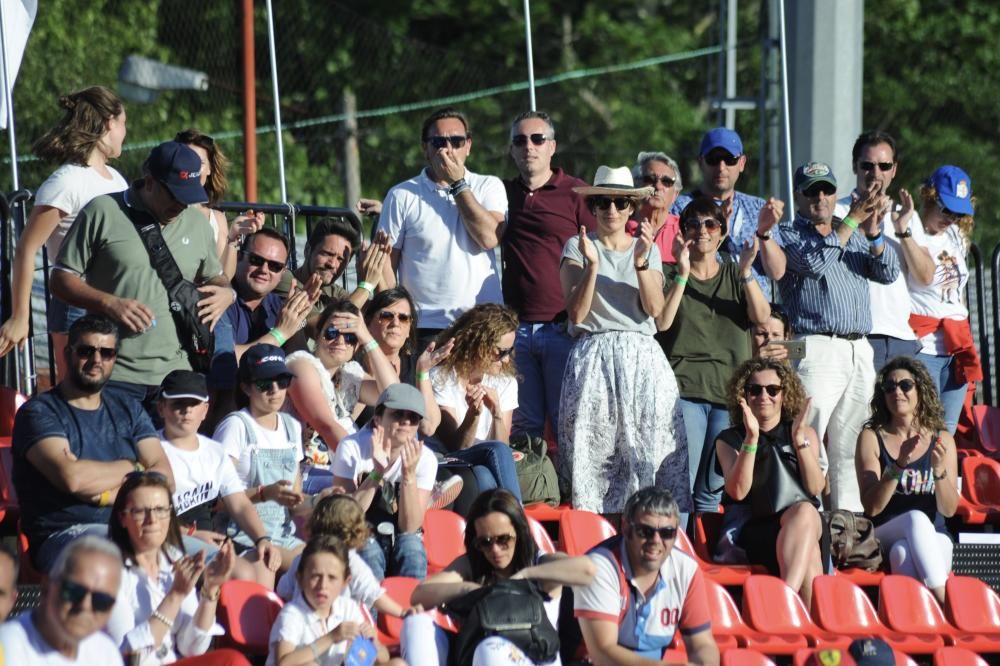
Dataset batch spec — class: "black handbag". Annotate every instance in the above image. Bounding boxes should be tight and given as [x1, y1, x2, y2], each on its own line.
[749, 438, 817, 518]
[444, 578, 560, 666]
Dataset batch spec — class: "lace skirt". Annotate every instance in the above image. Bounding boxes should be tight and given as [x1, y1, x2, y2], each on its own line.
[557, 331, 691, 514]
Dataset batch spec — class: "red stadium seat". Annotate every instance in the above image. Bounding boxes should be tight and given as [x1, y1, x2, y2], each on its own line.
[933, 646, 989, 666]
[215, 580, 284, 655]
[793, 648, 917, 666]
[956, 456, 1000, 524]
[705, 577, 808, 655]
[742, 576, 849, 651]
[523, 502, 569, 524]
[946, 575, 1000, 634]
[558, 509, 616, 556]
[692, 512, 722, 562]
[972, 405, 1000, 455]
[721, 648, 777, 665]
[376, 576, 457, 651]
[0, 387, 26, 438]
[528, 517, 556, 554]
[834, 566, 885, 588]
[17, 529, 42, 584]
[675, 528, 767, 587]
[0, 437, 17, 525]
[423, 509, 467, 574]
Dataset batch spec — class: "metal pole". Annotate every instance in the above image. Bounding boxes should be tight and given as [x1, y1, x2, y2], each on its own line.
[264, 0, 287, 204]
[0, 0, 19, 192]
[241, 0, 257, 202]
[523, 0, 536, 110]
[725, 0, 737, 129]
[777, 0, 794, 208]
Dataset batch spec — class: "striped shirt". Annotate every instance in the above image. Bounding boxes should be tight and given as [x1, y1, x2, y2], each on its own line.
[777, 215, 900, 336]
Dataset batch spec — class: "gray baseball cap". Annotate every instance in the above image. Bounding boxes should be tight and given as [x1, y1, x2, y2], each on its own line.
[376, 383, 425, 418]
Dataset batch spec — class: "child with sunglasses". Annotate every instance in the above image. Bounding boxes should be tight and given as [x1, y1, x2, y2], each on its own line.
[212, 344, 307, 573]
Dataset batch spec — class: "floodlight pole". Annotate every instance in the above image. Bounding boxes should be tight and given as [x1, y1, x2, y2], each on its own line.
[523, 0, 536, 110]
[242, 0, 257, 201]
[777, 0, 794, 206]
[0, 0, 19, 192]
[264, 0, 287, 204]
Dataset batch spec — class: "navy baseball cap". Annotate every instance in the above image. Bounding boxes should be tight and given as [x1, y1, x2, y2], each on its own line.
[144, 141, 209, 206]
[699, 127, 744, 157]
[794, 161, 837, 192]
[847, 637, 895, 665]
[239, 344, 293, 382]
[928, 165, 974, 216]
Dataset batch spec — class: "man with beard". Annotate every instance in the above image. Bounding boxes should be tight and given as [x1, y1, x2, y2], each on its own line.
[575, 487, 719, 665]
[11, 314, 173, 572]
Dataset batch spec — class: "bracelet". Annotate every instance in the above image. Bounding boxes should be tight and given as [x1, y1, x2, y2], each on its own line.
[368, 470, 384, 484]
[416, 370, 430, 381]
[254, 535, 272, 547]
[796, 439, 811, 450]
[449, 178, 469, 196]
[187, 524, 197, 536]
[755, 231, 771, 241]
[98, 490, 112, 507]
[230, 288, 237, 304]
[885, 465, 903, 482]
[357, 281, 376, 296]
[934, 470, 947, 481]
[151, 610, 174, 629]
[256, 484, 266, 502]
[201, 586, 221, 602]
[842, 216, 859, 230]
[674, 275, 689, 286]
[361, 338, 379, 354]
[895, 228, 913, 239]
[134, 461, 145, 473]
[739, 274, 755, 285]
[269, 327, 287, 346]
[868, 234, 885, 250]
[740, 443, 758, 454]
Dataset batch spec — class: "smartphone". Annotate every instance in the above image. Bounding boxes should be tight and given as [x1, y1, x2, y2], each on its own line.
[770, 339, 806, 360]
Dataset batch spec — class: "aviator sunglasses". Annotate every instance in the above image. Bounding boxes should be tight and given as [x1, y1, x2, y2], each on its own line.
[474, 533, 516, 550]
[511, 133, 550, 147]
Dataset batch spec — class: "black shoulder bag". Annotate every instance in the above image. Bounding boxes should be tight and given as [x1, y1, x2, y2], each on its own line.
[750, 437, 818, 518]
[121, 200, 214, 372]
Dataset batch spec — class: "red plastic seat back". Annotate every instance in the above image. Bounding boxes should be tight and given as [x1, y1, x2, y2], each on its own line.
[972, 405, 1000, 455]
[742, 575, 816, 634]
[216, 580, 284, 655]
[705, 578, 748, 635]
[946, 575, 1000, 633]
[693, 512, 723, 562]
[811, 575, 884, 634]
[878, 575, 951, 635]
[378, 576, 419, 643]
[423, 509, 467, 573]
[933, 646, 989, 666]
[528, 517, 555, 554]
[721, 648, 777, 665]
[963, 456, 1000, 506]
[558, 509, 616, 556]
[0, 387, 26, 438]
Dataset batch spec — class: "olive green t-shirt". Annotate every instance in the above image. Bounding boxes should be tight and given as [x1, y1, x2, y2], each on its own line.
[659, 261, 752, 403]
[56, 190, 223, 386]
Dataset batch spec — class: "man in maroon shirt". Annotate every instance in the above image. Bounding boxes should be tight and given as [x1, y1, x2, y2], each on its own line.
[501, 111, 596, 445]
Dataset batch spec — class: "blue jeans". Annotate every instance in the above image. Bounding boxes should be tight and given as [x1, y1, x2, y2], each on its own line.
[208, 315, 237, 390]
[429, 439, 522, 503]
[917, 352, 965, 434]
[511, 322, 575, 441]
[868, 335, 921, 374]
[357, 532, 426, 581]
[36, 523, 108, 573]
[679, 398, 731, 513]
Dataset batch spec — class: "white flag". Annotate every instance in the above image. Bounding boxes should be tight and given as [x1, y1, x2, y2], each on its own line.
[0, 0, 37, 130]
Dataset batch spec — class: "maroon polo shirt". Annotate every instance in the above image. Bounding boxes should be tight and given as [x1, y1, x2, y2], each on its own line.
[502, 168, 597, 321]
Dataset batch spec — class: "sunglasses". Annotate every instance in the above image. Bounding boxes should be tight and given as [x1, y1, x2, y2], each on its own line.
[474, 533, 516, 550]
[377, 311, 412, 324]
[630, 522, 678, 541]
[122, 505, 172, 520]
[939, 202, 964, 221]
[859, 160, 894, 172]
[704, 154, 740, 167]
[592, 196, 633, 211]
[59, 578, 117, 613]
[642, 174, 676, 188]
[323, 327, 359, 345]
[390, 409, 423, 423]
[74, 344, 117, 360]
[511, 133, 550, 147]
[495, 345, 514, 359]
[745, 383, 782, 397]
[881, 378, 916, 394]
[802, 183, 837, 198]
[242, 251, 286, 273]
[684, 218, 722, 233]
[427, 135, 468, 150]
[254, 376, 292, 392]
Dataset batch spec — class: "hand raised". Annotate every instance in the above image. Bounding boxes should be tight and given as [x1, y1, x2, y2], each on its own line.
[757, 197, 784, 234]
[417, 338, 454, 373]
[739, 397, 759, 443]
[738, 236, 759, 276]
[634, 217, 655, 262]
[578, 225, 598, 266]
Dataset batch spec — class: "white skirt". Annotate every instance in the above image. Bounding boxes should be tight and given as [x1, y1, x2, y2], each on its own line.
[557, 331, 691, 514]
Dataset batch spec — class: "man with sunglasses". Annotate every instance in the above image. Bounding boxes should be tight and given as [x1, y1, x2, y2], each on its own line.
[575, 487, 719, 665]
[500, 110, 595, 444]
[377, 107, 507, 353]
[11, 314, 173, 572]
[834, 131, 934, 372]
[0, 536, 123, 663]
[777, 162, 899, 512]
[629, 151, 682, 263]
[673, 127, 786, 299]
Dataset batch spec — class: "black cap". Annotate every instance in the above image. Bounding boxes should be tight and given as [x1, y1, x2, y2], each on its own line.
[159, 370, 209, 402]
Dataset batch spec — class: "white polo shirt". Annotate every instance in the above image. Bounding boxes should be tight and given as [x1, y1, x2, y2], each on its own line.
[377, 168, 507, 329]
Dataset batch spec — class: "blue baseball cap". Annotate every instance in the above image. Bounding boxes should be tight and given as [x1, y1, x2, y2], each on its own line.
[699, 127, 744, 157]
[239, 343, 293, 382]
[144, 141, 209, 206]
[848, 637, 895, 665]
[928, 165, 974, 216]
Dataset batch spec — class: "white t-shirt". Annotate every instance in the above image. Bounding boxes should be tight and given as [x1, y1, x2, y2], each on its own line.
[835, 194, 918, 340]
[277, 548, 383, 609]
[159, 433, 246, 515]
[34, 163, 128, 258]
[213, 409, 304, 483]
[331, 425, 438, 491]
[431, 369, 518, 443]
[907, 221, 969, 355]
[0, 611, 122, 665]
[266, 592, 366, 666]
[377, 168, 508, 329]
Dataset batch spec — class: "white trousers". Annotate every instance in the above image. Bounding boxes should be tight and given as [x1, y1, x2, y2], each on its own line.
[875, 510, 953, 589]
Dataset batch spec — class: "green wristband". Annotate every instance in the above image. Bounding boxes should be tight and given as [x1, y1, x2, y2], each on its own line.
[674, 275, 689, 286]
[269, 328, 287, 346]
[358, 281, 376, 295]
[416, 370, 430, 381]
[741, 443, 758, 454]
[842, 216, 859, 230]
[362, 338, 379, 353]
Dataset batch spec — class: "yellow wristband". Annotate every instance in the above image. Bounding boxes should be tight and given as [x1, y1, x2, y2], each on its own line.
[674, 275, 689, 286]
[842, 216, 859, 230]
[99, 489, 112, 507]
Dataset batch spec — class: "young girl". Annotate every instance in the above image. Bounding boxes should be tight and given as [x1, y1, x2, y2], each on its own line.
[268, 536, 396, 666]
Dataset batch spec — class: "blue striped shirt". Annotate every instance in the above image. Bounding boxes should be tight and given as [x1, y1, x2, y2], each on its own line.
[777, 215, 900, 336]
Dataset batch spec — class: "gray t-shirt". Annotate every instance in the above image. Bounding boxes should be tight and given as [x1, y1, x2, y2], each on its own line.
[560, 233, 661, 336]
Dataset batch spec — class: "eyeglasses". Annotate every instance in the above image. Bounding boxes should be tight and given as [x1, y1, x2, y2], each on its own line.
[684, 218, 722, 233]
[495, 345, 514, 359]
[474, 533, 516, 550]
[254, 376, 292, 392]
[59, 578, 116, 613]
[427, 135, 468, 150]
[881, 378, 916, 394]
[592, 196, 633, 211]
[122, 505, 172, 520]
[642, 174, 676, 188]
[745, 383, 782, 397]
[377, 311, 412, 324]
[859, 160, 894, 172]
[704, 154, 740, 167]
[630, 522, 678, 541]
[323, 327, 359, 345]
[74, 344, 117, 361]
[511, 133, 550, 147]
[242, 251, 286, 273]
[802, 183, 837, 198]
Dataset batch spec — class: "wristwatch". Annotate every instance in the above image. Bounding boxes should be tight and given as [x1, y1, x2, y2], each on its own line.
[895, 229, 913, 238]
[635, 259, 650, 271]
[755, 231, 771, 241]
[796, 439, 811, 450]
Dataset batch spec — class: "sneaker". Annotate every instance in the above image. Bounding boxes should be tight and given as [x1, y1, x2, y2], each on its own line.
[430, 475, 464, 510]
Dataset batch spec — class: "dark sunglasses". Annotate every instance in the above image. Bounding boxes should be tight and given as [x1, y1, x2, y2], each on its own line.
[859, 160, 894, 172]
[74, 344, 117, 360]
[745, 383, 782, 397]
[630, 523, 678, 541]
[802, 183, 837, 198]
[495, 345, 514, 359]
[60, 578, 116, 613]
[684, 219, 722, 233]
[474, 533, 516, 550]
[390, 409, 423, 423]
[323, 326, 359, 345]
[881, 378, 916, 394]
[377, 311, 412, 324]
[427, 135, 468, 150]
[592, 196, 633, 211]
[704, 154, 740, 167]
[242, 251, 285, 273]
[254, 376, 293, 392]
[642, 174, 676, 188]
[511, 133, 550, 147]
[939, 202, 964, 220]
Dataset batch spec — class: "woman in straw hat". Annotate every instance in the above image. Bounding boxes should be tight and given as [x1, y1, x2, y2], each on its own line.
[558, 166, 690, 519]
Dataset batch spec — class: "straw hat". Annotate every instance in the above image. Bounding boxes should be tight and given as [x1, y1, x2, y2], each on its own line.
[573, 165, 654, 198]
